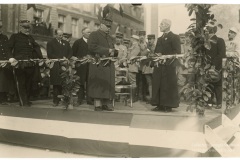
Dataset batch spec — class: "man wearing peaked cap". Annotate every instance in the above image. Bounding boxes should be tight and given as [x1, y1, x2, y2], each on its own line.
[137, 30, 148, 102]
[115, 32, 127, 59]
[142, 34, 156, 103]
[8, 19, 43, 107]
[127, 34, 141, 102]
[0, 20, 15, 105]
[87, 16, 115, 111]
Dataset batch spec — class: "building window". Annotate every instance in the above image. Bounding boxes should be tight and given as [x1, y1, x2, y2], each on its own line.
[58, 15, 65, 31]
[83, 20, 89, 28]
[34, 9, 43, 23]
[94, 23, 100, 30]
[72, 18, 78, 38]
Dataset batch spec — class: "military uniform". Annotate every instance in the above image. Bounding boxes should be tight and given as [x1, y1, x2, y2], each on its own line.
[8, 20, 43, 106]
[0, 33, 14, 104]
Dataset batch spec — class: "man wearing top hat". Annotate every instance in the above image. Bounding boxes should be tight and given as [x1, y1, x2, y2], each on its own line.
[72, 27, 93, 106]
[225, 27, 240, 58]
[142, 34, 156, 103]
[47, 28, 72, 107]
[88, 18, 115, 111]
[151, 19, 181, 112]
[8, 20, 43, 107]
[137, 30, 148, 101]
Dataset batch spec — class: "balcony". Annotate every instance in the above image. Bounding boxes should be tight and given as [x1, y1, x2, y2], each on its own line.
[31, 22, 54, 37]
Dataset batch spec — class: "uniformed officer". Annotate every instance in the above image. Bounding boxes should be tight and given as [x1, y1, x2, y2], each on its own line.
[137, 30, 148, 101]
[0, 20, 14, 105]
[115, 32, 127, 59]
[123, 38, 131, 49]
[8, 20, 43, 107]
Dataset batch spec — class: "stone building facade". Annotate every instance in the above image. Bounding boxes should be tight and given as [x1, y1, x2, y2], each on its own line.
[0, 4, 144, 56]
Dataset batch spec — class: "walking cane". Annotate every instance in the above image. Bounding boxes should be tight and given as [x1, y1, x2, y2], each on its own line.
[12, 68, 23, 106]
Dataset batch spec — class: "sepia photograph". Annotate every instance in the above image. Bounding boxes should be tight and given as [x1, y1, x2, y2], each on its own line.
[0, 0, 240, 158]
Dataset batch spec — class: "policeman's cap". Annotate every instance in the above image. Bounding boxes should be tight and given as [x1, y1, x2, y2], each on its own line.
[147, 34, 155, 39]
[101, 18, 112, 28]
[138, 30, 146, 36]
[19, 20, 31, 28]
[123, 38, 130, 44]
[116, 32, 124, 38]
[229, 27, 238, 34]
[131, 35, 139, 40]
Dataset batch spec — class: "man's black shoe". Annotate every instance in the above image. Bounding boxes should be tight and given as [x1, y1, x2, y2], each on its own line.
[164, 107, 172, 112]
[94, 107, 103, 111]
[151, 106, 161, 111]
[102, 105, 114, 111]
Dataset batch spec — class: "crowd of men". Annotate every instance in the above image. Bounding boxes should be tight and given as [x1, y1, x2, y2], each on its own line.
[0, 17, 239, 112]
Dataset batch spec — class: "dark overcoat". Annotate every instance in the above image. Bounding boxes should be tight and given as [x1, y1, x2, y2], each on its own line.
[152, 31, 181, 108]
[47, 38, 72, 85]
[206, 35, 226, 86]
[0, 34, 14, 92]
[72, 38, 89, 85]
[87, 30, 115, 99]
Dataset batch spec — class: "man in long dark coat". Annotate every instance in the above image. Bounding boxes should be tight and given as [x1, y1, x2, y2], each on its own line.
[72, 27, 93, 105]
[151, 19, 181, 112]
[88, 18, 115, 111]
[206, 25, 226, 109]
[8, 20, 43, 107]
[47, 29, 72, 106]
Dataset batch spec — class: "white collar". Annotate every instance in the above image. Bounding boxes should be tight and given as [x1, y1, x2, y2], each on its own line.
[83, 37, 87, 43]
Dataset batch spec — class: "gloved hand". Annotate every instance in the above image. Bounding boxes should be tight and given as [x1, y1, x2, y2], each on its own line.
[9, 58, 18, 66]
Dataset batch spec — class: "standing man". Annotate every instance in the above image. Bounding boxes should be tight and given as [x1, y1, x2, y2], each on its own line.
[72, 27, 93, 105]
[206, 25, 226, 109]
[115, 32, 127, 60]
[47, 29, 72, 106]
[88, 18, 115, 111]
[137, 30, 148, 101]
[142, 34, 156, 103]
[151, 19, 181, 112]
[0, 20, 14, 105]
[8, 20, 43, 107]
[127, 35, 140, 102]
[225, 27, 239, 58]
